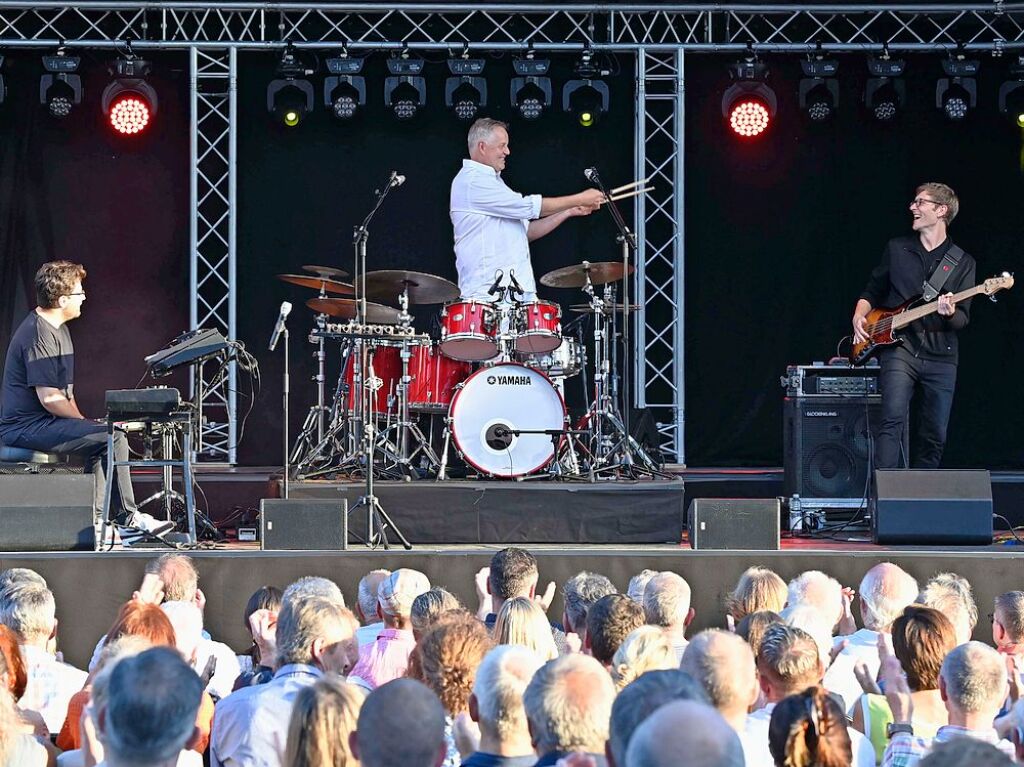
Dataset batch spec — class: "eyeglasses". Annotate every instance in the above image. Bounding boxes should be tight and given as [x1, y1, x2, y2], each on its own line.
[65, 292, 86, 297]
[910, 197, 941, 208]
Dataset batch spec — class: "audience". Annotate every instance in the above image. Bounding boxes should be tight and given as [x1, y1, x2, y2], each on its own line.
[768, 686, 852, 767]
[642, 572, 694, 660]
[608, 626, 676, 691]
[625, 569, 658, 604]
[412, 588, 463, 640]
[284, 676, 363, 767]
[918, 737, 1015, 766]
[919, 572, 978, 646]
[352, 678, 448, 767]
[736, 610, 783, 658]
[355, 569, 391, 647]
[626, 700, 744, 767]
[725, 566, 787, 624]
[586, 594, 646, 668]
[562, 572, 616, 645]
[485, 548, 542, 628]
[787, 570, 848, 632]
[992, 591, 1024, 663]
[523, 654, 615, 767]
[234, 585, 282, 689]
[464, 645, 543, 767]
[494, 597, 558, 661]
[0, 639, 48, 766]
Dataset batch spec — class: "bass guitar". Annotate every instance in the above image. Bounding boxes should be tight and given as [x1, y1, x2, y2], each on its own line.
[849, 272, 1014, 366]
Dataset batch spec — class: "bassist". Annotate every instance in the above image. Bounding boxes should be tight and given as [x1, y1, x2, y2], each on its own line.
[851, 182, 976, 469]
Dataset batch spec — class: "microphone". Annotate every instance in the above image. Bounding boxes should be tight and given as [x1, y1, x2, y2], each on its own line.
[487, 269, 504, 297]
[508, 269, 524, 297]
[268, 301, 292, 352]
[584, 167, 600, 184]
[389, 171, 406, 188]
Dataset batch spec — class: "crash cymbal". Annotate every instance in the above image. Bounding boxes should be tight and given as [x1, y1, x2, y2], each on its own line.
[569, 303, 642, 314]
[302, 264, 349, 279]
[305, 298, 403, 324]
[363, 270, 461, 305]
[277, 274, 355, 295]
[539, 261, 635, 289]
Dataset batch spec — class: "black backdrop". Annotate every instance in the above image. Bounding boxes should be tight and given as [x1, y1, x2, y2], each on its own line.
[1, 50, 1021, 468]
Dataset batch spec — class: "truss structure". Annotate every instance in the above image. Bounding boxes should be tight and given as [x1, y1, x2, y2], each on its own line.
[4, 3, 1022, 464]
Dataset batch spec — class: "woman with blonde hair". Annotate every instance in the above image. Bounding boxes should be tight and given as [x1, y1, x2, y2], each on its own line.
[284, 676, 364, 767]
[726, 567, 788, 622]
[609, 626, 678, 691]
[493, 597, 558, 661]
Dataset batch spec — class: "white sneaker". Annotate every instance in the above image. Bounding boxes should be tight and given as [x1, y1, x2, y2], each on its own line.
[128, 512, 175, 537]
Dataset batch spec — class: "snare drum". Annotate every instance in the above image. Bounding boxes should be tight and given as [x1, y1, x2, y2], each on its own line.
[439, 300, 498, 361]
[407, 344, 471, 413]
[341, 345, 401, 416]
[517, 337, 584, 379]
[514, 300, 562, 354]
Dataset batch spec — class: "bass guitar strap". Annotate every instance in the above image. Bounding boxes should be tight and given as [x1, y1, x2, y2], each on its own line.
[921, 245, 964, 301]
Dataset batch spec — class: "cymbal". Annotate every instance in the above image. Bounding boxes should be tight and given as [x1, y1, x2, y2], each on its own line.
[302, 264, 349, 279]
[277, 274, 355, 295]
[569, 303, 642, 314]
[305, 298, 403, 324]
[363, 270, 461, 305]
[540, 261, 635, 289]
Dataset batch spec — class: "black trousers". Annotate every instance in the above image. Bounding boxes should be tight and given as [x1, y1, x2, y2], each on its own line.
[9, 418, 138, 523]
[876, 345, 958, 470]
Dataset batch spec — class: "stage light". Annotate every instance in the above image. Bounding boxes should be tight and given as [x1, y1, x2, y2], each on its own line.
[101, 54, 158, 136]
[563, 50, 609, 127]
[267, 44, 314, 127]
[936, 54, 979, 122]
[721, 58, 777, 138]
[865, 53, 906, 122]
[385, 52, 426, 122]
[510, 54, 552, 120]
[998, 57, 1024, 128]
[40, 51, 83, 118]
[798, 56, 839, 123]
[445, 54, 486, 122]
[324, 54, 366, 121]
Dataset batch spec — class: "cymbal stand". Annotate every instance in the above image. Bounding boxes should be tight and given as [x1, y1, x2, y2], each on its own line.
[288, 296, 332, 469]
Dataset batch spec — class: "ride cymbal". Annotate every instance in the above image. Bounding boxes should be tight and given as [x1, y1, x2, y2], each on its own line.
[363, 270, 461, 305]
[539, 261, 635, 289]
[305, 298, 403, 324]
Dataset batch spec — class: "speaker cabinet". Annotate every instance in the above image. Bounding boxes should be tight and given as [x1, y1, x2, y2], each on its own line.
[688, 498, 780, 550]
[260, 499, 349, 550]
[0, 474, 94, 551]
[873, 470, 992, 545]
[784, 396, 882, 499]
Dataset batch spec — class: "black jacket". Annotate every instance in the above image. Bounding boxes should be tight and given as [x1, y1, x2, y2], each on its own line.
[860, 235, 976, 363]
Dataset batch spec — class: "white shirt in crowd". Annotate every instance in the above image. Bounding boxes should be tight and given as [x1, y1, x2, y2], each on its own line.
[19, 644, 88, 734]
[826, 628, 882, 716]
[450, 159, 542, 301]
[745, 701, 876, 767]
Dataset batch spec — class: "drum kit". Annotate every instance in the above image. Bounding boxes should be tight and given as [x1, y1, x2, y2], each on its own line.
[281, 259, 661, 484]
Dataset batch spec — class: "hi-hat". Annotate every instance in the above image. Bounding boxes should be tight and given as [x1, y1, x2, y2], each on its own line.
[277, 274, 355, 295]
[569, 303, 641, 314]
[302, 264, 349, 279]
[305, 298, 403, 324]
[363, 270, 461, 305]
[540, 261, 635, 288]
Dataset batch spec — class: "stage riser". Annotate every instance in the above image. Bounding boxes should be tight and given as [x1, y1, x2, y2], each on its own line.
[3, 548, 1021, 671]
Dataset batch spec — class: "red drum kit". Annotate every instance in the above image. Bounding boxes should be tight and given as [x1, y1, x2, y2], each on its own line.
[282, 259, 660, 483]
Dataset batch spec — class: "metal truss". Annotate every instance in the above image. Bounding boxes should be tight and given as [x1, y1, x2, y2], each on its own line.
[189, 46, 237, 463]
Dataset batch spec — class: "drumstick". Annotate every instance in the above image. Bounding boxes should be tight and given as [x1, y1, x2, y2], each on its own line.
[609, 177, 652, 196]
[604, 186, 654, 203]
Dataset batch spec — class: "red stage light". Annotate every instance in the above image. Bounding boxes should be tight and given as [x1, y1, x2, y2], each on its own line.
[729, 99, 771, 137]
[108, 95, 151, 135]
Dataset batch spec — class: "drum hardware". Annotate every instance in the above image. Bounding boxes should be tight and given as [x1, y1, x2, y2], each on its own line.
[321, 321, 424, 339]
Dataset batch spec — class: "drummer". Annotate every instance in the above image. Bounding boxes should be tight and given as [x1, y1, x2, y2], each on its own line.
[450, 118, 606, 302]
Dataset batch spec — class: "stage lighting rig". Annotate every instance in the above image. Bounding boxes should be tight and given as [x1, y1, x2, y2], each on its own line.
[798, 55, 839, 123]
[40, 50, 83, 118]
[445, 53, 486, 122]
[563, 50, 610, 128]
[721, 56, 777, 138]
[510, 53, 552, 120]
[385, 51, 426, 122]
[936, 52, 979, 122]
[101, 48, 158, 136]
[865, 53, 906, 122]
[998, 56, 1024, 129]
[267, 44, 314, 127]
[324, 53, 366, 121]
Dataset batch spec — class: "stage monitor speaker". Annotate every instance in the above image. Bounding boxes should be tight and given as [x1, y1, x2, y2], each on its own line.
[688, 498, 780, 550]
[0, 475, 94, 551]
[873, 470, 992, 545]
[260, 499, 349, 550]
[784, 396, 882, 499]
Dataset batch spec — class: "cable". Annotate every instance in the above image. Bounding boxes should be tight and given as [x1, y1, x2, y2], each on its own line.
[993, 514, 1024, 545]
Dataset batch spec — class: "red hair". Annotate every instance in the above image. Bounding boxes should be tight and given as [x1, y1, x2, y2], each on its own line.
[106, 601, 176, 648]
[0, 625, 27, 700]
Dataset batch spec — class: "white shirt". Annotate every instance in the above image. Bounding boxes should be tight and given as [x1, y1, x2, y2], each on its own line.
[197, 637, 242, 701]
[450, 159, 542, 301]
[211, 663, 322, 767]
[826, 628, 882, 716]
[19, 644, 88, 734]
[745, 701, 876, 767]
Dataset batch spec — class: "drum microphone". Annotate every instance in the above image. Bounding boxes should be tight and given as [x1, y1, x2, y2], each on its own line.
[389, 171, 406, 188]
[487, 269, 505, 297]
[584, 167, 600, 184]
[508, 270, 524, 297]
[268, 301, 292, 352]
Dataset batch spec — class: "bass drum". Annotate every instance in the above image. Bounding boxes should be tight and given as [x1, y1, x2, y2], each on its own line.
[449, 363, 566, 478]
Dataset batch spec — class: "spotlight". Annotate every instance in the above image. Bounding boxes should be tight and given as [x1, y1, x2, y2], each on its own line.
[998, 57, 1024, 128]
[445, 55, 486, 122]
[385, 52, 426, 122]
[510, 54, 552, 120]
[40, 51, 83, 118]
[936, 54, 979, 122]
[563, 50, 609, 127]
[865, 53, 906, 122]
[721, 57, 777, 138]
[798, 56, 839, 123]
[324, 54, 366, 121]
[101, 53, 158, 136]
[267, 44, 314, 127]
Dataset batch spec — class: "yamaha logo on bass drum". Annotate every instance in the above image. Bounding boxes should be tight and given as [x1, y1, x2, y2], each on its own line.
[486, 374, 533, 386]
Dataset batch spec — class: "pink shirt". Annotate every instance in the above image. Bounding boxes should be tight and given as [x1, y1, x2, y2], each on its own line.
[347, 629, 417, 691]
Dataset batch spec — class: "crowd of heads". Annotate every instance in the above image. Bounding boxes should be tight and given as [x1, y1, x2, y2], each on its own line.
[0, 551, 1022, 767]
